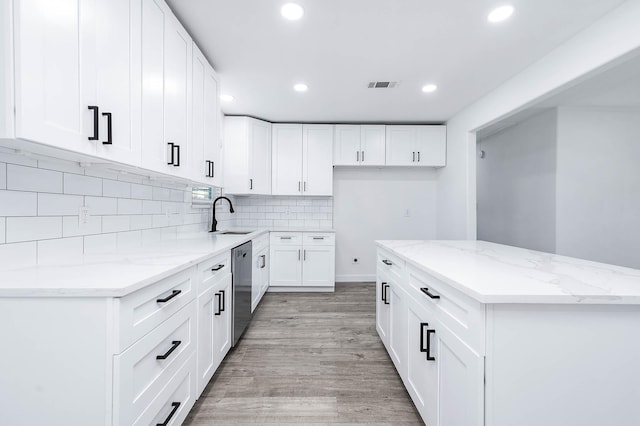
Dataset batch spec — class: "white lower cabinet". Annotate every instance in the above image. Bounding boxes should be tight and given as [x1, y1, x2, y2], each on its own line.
[377, 247, 484, 426]
[269, 232, 335, 290]
[252, 234, 270, 312]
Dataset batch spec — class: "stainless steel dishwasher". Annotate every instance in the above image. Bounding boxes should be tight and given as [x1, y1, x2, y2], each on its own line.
[231, 241, 253, 346]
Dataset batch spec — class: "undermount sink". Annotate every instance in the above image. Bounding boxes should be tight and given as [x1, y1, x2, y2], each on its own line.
[217, 231, 252, 235]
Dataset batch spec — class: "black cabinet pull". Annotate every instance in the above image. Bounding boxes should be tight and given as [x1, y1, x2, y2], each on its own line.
[156, 289, 181, 303]
[260, 254, 266, 269]
[418, 151, 421, 162]
[102, 112, 112, 144]
[174, 144, 180, 166]
[382, 259, 392, 266]
[381, 281, 387, 302]
[420, 322, 428, 353]
[362, 150, 365, 162]
[419, 324, 436, 361]
[312, 237, 325, 240]
[426, 329, 436, 361]
[156, 340, 181, 360]
[420, 287, 441, 299]
[249, 178, 253, 190]
[219, 289, 225, 312]
[88, 106, 99, 140]
[211, 264, 225, 272]
[383, 283, 390, 305]
[211, 161, 215, 177]
[214, 292, 221, 316]
[156, 401, 180, 426]
[205, 161, 211, 177]
[412, 151, 416, 162]
[167, 142, 175, 165]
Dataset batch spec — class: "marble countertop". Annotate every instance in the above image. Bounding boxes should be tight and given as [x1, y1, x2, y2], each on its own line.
[377, 240, 640, 304]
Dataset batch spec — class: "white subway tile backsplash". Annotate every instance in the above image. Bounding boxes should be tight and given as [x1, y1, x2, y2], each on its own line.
[117, 231, 142, 249]
[304, 205, 320, 213]
[64, 173, 102, 196]
[142, 200, 162, 214]
[296, 199, 312, 206]
[37, 159, 84, 174]
[38, 193, 84, 216]
[7, 165, 63, 193]
[37, 237, 83, 265]
[0, 163, 6, 189]
[117, 199, 143, 215]
[103, 179, 131, 198]
[130, 215, 153, 230]
[85, 196, 117, 215]
[170, 189, 184, 202]
[153, 187, 172, 201]
[6, 217, 62, 243]
[102, 215, 130, 233]
[273, 220, 288, 227]
[84, 233, 117, 254]
[0, 191, 37, 216]
[320, 220, 333, 227]
[0, 151, 37, 167]
[83, 168, 119, 180]
[62, 215, 102, 237]
[141, 228, 162, 245]
[161, 227, 177, 241]
[0, 242, 37, 268]
[152, 214, 169, 228]
[304, 220, 320, 227]
[131, 183, 153, 200]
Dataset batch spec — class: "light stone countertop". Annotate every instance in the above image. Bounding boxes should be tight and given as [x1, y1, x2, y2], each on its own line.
[376, 240, 640, 304]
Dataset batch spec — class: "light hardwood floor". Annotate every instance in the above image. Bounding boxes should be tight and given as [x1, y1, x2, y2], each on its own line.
[184, 282, 423, 425]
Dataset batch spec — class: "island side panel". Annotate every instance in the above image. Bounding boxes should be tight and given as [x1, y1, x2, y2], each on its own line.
[485, 303, 640, 426]
[0, 297, 112, 426]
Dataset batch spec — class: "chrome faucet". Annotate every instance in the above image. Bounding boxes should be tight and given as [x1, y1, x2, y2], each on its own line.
[210, 196, 235, 232]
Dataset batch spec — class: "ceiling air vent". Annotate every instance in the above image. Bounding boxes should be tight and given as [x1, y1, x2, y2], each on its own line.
[368, 81, 399, 89]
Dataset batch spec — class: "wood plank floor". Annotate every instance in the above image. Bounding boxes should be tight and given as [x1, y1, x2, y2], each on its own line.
[184, 282, 423, 425]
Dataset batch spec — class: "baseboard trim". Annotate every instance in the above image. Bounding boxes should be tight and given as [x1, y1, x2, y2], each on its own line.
[267, 286, 335, 293]
[335, 274, 376, 283]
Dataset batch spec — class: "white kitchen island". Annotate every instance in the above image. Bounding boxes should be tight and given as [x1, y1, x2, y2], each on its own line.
[376, 240, 640, 426]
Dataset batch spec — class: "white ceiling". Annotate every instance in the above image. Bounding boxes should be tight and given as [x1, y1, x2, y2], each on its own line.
[166, 0, 627, 123]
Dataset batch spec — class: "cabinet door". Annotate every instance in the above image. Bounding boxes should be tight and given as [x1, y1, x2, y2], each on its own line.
[251, 249, 264, 312]
[140, 0, 167, 172]
[269, 245, 302, 286]
[389, 279, 408, 378]
[376, 275, 391, 348]
[203, 65, 221, 186]
[360, 125, 386, 166]
[14, 0, 92, 153]
[385, 126, 416, 166]
[191, 45, 207, 182]
[249, 119, 272, 194]
[213, 275, 232, 364]
[333, 125, 361, 166]
[272, 124, 303, 195]
[260, 250, 270, 296]
[163, 12, 192, 177]
[196, 286, 216, 395]
[406, 299, 438, 426]
[437, 325, 484, 426]
[92, 0, 138, 163]
[415, 126, 446, 167]
[222, 117, 250, 194]
[302, 246, 335, 287]
[302, 124, 333, 196]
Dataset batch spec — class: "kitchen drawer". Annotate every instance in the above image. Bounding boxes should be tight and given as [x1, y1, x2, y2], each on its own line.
[253, 233, 269, 252]
[115, 266, 196, 353]
[270, 232, 303, 245]
[114, 300, 196, 426]
[407, 265, 485, 355]
[198, 251, 231, 294]
[377, 249, 406, 283]
[134, 352, 197, 426]
[303, 232, 335, 246]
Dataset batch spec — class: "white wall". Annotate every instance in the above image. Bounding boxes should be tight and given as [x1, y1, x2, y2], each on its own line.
[556, 107, 640, 268]
[333, 167, 437, 282]
[438, 1, 640, 240]
[477, 109, 557, 253]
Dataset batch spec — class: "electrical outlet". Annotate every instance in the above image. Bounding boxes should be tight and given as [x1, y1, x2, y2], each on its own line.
[352, 257, 359, 264]
[79, 206, 90, 225]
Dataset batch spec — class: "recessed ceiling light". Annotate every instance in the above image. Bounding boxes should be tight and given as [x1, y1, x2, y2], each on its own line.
[220, 94, 234, 102]
[488, 5, 514, 23]
[294, 83, 308, 92]
[422, 84, 438, 93]
[281, 3, 304, 20]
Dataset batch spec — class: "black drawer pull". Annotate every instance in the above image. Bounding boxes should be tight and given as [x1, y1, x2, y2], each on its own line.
[214, 292, 221, 316]
[381, 281, 387, 302]
[312, 237, 325, 240]
[260, 254, 266, 269]
[88, 106, 99, 140]
[156, 401, 180, 426]
[156, 340, 181, 360]
[280, 236, 292, 240]
[420, 287, 441, 299]
[382, 259, 392, 266]
[383, 283, 390, 305]
[219, 289, 225, 313]
[156, 289, 181, 303]
[174, 144, 180, 167]
[211, 264, 225, 272]
[167, 142, 175, 165]
[420, 323, 436, 361]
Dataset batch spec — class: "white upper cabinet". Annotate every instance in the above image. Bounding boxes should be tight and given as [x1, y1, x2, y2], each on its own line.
[271, 124, 303, 195]
[12, 0, 139, 162]
[223, 116, 271, 195]
[386, 125, 446, 166]
[272, 124, 333, 196]
[140, 0, 192, 177]
[192, 44, 221, 186]
[334, 125, 385, 166]
[302, 124, 333, 196]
